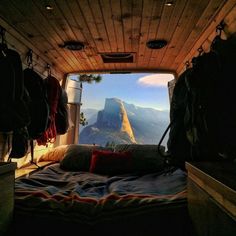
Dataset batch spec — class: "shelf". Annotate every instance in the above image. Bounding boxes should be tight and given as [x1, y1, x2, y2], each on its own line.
[186, 161, 236, 236]
[0, 162, 17, 175]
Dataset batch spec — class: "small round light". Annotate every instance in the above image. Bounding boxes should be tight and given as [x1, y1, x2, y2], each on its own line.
[45, 5, 53, 10]
[165, 1, 174, 6]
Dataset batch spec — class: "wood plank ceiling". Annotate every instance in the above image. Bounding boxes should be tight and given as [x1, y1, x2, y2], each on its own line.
[0, 0, 235, 76]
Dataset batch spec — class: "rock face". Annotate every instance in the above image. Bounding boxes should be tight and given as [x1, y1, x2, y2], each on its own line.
[79, 98, 170, 146]
[123, 102, 169, 145]
[79, 98, 136, 146]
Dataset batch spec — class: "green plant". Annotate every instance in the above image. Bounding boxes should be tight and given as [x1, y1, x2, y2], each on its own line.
[78, 74, 102, 84]
[80, 112, 88, 126]
[105, 141, 116, 149]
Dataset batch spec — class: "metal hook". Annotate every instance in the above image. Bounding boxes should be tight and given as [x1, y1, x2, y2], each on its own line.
[46, 63, 51, 77]
[0, 26, 5, 36]
[26, 49, 33, 68]
[197, 46, 204, 56]
[0, 25, 7, 46]
[216, 20, 225, 36]
[185, 61, 190, 69]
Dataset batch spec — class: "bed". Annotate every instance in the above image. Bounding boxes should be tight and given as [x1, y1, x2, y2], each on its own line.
[11, 144, 192, 236]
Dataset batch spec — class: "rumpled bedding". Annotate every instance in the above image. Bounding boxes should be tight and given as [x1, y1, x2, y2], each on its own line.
[14, 163, 187, 225]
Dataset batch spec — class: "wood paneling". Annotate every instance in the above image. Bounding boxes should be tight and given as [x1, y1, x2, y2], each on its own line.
[177, 0, 236, 75]
[186, 162, 236, 236]
[0, 0, 235, 75]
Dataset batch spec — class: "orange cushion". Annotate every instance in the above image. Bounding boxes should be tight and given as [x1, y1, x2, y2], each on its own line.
[38, 145, 68, 162]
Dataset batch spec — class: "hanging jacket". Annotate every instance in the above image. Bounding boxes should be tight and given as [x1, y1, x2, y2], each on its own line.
[0, 47, 30, 132]
[37, 75, 61, 146]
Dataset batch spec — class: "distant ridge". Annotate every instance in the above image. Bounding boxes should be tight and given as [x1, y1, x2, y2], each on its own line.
[79, 98, 169, 146]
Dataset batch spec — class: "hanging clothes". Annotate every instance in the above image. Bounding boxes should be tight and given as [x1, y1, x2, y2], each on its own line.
[55, 87, 69, 135]
[37, 75, 61, 146]
[0, 32, 30, 132]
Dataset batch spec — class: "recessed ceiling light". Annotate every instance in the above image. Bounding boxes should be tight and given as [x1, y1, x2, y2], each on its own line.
[146, 39, 168, 49]
[45, 5, 53, 10]
[165, 1, 174, 6]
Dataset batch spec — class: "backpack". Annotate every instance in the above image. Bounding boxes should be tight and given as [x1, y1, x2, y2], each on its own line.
[9, 127, 29, 159]
[55, 88, 69, 135]
[158, 62, 219, 169]
[8, 88, 31, 159]
[159, 34, 236, 169]
[186, 34, 236, 161]
[212, 35, 236, 160]
[184, 48, 221, 161]
[159, 50, 224, 168]
[37, 75, 61, 146]
[23, 68, 50, 139]
[158, 69, 192, 169]
[0, 45, 30, 132]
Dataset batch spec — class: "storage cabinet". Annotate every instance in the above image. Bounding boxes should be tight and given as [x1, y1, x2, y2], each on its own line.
[186, 162, 236, 236]
[0, 162, 17, 235]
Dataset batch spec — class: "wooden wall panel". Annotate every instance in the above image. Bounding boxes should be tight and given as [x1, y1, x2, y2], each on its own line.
[0, 0, 234, 74]
[177, 0, 236, 75]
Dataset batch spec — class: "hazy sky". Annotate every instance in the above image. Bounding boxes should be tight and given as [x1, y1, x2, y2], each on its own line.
[69, 73, 175, 111]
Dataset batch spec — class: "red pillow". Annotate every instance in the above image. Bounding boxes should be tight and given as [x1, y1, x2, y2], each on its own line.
[89, 149, 132, 175]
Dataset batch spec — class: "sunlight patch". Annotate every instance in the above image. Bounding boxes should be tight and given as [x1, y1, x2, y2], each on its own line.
[137, 74, 175, 87]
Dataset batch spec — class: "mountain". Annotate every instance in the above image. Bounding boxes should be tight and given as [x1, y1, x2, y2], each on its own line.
[79, 98, 169, 146]
[79, 98, 136, 146]
[124, 102, 169, 144]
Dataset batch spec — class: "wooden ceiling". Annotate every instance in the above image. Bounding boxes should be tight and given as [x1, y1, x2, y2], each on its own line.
[0, 0, 235, 76]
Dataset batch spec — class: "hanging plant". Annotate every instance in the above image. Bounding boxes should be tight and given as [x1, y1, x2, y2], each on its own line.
[78, 74, 102, 83]
[80, 112, 88, 126]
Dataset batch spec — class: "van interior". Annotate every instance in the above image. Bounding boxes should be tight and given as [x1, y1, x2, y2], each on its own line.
[0, 1, 236, 236]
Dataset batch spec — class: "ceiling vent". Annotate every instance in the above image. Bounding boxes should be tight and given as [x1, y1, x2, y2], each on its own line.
[100, 53, 134, 63]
